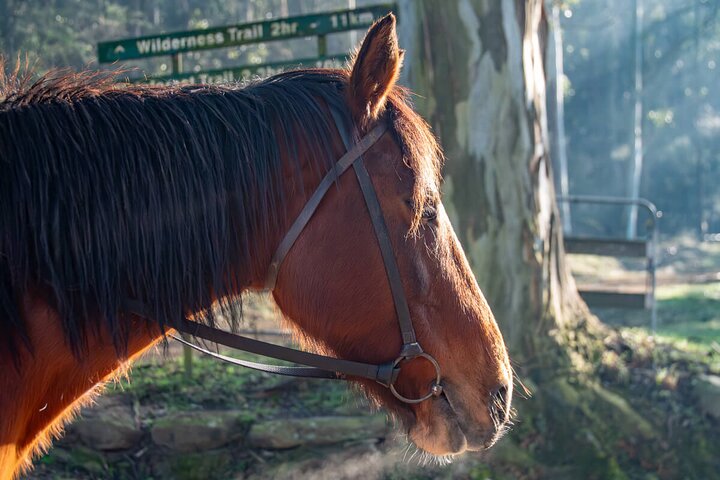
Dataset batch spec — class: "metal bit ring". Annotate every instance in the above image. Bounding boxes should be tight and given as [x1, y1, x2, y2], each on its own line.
[388, 352, 443, 404]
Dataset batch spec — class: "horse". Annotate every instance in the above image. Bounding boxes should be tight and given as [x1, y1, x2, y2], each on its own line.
[0, 14, 511, 478]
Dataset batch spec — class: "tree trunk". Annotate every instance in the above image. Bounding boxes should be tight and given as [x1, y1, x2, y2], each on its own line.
[393, 1, 702, 477]
[397, 0, 588, 369]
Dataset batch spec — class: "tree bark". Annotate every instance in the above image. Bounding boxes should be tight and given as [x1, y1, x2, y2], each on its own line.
[397, 0, 590, 371]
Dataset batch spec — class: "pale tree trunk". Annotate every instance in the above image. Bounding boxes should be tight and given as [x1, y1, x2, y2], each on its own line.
[394, 2, 678, 476]
[397, 0, 589, 367]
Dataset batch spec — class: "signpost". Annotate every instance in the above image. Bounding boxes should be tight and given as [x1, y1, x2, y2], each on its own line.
[144, 55, 347, 86]
[97, 4, 395, 85]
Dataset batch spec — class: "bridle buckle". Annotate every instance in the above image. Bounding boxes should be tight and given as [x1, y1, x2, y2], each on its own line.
[399, 342, 423, 357]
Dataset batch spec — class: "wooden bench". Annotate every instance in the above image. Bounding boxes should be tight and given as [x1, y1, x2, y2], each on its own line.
[564, 236, 651, 309]
[557, 195, 661, 332]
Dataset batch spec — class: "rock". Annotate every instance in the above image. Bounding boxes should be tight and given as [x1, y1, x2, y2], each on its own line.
[695, 374, 720, 420]
[248, 415, 387, 449]
[51, 445, 108, 475]
[73, 398, 142, 450]
[151, 411, 252, 452]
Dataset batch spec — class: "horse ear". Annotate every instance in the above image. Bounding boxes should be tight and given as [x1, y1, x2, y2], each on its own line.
[347, 13, 402, 129]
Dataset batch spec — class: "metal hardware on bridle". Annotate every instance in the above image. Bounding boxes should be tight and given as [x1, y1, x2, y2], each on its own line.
[389, 353, 443, 404]
[156, 104, 443, 405]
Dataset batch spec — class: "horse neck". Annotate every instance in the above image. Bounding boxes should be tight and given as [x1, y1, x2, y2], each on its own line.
[0, 289, 162, 479]
[0, 103, 334, 479]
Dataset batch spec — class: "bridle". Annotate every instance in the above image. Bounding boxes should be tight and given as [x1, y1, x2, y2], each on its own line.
[164, 106, 442, 404]
[131, 105, 443, 404]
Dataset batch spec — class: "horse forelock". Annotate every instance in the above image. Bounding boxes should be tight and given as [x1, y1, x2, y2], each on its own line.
[384, 86, 444, 233]
[0, 62, 443, 363]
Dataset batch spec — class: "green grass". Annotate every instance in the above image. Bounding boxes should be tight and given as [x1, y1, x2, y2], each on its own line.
[595, 282, 720, 371]
[105, 292, 364, 417]
[107, 355, 259, 416]
[653, 319, 720, 349]
[107, 348, 360, 418]
[649, 283, 720, 348]
[658, 282, 720, 316]
[568, 237, 720, 351]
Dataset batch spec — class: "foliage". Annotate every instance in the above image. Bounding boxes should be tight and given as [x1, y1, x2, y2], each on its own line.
[559, 0, 720, 236]
[0, 0, 375, 76]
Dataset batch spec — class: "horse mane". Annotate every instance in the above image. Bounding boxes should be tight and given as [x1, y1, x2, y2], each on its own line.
[0, 61, 442, 364]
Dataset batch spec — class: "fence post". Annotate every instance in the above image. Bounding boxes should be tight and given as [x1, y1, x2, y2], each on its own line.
[318, 34, 327, 57]
[171, 52, 193, 381]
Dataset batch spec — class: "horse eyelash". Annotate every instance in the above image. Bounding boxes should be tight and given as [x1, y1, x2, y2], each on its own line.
[405, 199, 437, 221]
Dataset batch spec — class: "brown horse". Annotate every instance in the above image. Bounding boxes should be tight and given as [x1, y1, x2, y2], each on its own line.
[0, 15, 511, 478]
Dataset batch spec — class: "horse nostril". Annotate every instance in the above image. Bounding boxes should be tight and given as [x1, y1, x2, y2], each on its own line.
[488, 384, 510, 425]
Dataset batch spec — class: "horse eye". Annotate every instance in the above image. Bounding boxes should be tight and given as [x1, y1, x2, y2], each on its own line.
[422, 205, 437, 221]
[405, 199, 437, 222]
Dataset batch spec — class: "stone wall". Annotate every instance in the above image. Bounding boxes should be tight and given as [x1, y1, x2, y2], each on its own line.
[33, 395, 390, 479]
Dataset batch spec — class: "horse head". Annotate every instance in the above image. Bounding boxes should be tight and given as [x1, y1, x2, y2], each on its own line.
[268, 14, 512, 456]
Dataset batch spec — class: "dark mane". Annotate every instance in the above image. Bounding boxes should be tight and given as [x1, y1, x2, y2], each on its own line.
[0, 63, 442, 362]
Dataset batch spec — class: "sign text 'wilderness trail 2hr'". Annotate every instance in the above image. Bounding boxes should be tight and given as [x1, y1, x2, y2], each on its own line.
[97, 4, 394, 63]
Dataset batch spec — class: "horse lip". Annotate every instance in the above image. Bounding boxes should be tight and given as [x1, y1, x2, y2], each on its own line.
[401, 382, 499, 455]
[392, 397, 418, 431]
[440, 385, 469, 441]
[399, 383, 468, 455]
[441, 384, 497, 452]
[430, 386, 468, 454]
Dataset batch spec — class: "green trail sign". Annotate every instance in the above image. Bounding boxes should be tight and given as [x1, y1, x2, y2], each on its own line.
[98, 4, 394, 63]
[139, 55, 346, 85]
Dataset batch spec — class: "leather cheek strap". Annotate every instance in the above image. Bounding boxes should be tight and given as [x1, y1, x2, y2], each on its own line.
[330, 107, 422, 355]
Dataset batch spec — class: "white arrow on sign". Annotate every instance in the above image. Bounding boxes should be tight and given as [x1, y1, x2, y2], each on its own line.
[114, 45, 126, 54]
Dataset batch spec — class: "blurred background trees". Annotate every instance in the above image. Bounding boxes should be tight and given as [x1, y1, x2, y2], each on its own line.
[2, 0, 718, 239]
[559, 0, 720, 238]
[0, 1, 373, 80]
